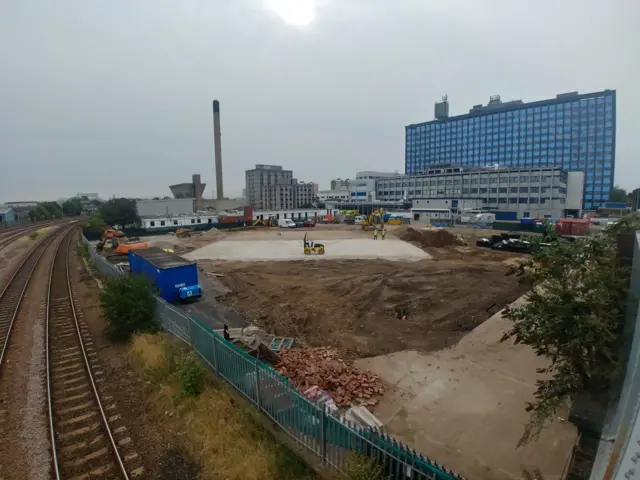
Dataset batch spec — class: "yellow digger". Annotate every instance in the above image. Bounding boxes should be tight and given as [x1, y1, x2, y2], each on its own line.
[361, 209, 386, 230]
[303, 233, 325, 255]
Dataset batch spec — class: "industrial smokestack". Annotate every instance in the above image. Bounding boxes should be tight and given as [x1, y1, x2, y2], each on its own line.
[212, 100, 223, 200]
[192, 173, 203, 211]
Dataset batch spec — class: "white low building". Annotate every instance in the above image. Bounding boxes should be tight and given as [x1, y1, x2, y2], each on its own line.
[140, 208, 341, 231]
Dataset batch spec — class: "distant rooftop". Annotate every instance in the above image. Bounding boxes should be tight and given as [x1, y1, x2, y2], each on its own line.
[407, 89, 615, 127]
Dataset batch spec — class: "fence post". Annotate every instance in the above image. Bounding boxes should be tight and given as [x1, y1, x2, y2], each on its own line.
[320, 407, 327, 464]
[211, 334, 219, 377]
[187, 317, 194, 347]
[255, 354, 261, 409]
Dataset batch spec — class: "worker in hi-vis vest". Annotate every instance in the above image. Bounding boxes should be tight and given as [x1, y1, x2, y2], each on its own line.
[373, 228, 378, 240]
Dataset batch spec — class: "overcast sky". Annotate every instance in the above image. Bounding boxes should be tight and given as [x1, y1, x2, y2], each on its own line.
[1, 0, 638, 201]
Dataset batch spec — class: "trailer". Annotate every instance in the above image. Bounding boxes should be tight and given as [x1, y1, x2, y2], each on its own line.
[128, 247, 201, 302]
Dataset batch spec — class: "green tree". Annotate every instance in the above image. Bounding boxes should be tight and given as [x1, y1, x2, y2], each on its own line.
[83, 213, 106, 233]
[503, 234, 627, 446]
[98, 198, 139, 227]
[28, 201, 63, 221]
[99, 274, 158, 342]
[609, 185, 628, 204]
[62, 198, 83, 216]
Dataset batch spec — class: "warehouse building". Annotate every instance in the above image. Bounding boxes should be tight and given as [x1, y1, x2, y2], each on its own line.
[136, 198, 194, 217]
[376, 165, 583, 220]
[0, 205, 16, 225]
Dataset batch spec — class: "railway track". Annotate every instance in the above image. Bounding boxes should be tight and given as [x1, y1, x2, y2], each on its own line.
[47, 230, 143, 479]
[0, 221, 60, 251]
[0, 228, 61, 369]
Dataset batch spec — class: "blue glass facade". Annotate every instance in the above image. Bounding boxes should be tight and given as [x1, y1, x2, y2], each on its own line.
[405, 90, 616, 210]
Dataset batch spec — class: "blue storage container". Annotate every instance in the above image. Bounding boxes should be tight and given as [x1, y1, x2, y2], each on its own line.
[128, 247, 201, 303]
[494, 211, 517, 221]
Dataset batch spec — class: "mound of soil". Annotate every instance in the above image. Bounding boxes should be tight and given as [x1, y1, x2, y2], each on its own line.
[398, 227, 464, 248]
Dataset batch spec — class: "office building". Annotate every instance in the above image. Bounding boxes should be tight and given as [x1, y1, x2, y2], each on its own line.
[355, 171, 398, 180]
[245, 165, 315, 210]
[331, 178, 350, 191]
[376, 165, 583, 219]
[405, 90, 616, 210]
[245, 165, 293, 209]
[317, 190, 350, 202]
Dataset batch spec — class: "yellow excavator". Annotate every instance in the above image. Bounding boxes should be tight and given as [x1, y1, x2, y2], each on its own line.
[361, 209, 386, 230]
[303, 233, 325, 255]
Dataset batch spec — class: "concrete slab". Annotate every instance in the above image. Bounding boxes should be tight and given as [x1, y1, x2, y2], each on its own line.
[184, 238, 431, 262]
[355, 301, 578, 480]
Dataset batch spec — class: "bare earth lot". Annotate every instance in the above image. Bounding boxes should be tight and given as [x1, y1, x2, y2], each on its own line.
[150, 224, 575, 479]
[206, 253, 526, 359]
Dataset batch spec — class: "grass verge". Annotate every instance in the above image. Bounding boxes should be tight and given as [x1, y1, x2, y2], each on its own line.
[129, 333, 317, 480]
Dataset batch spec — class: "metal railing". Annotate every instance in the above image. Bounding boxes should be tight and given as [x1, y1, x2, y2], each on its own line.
[82, 236, 464, 480]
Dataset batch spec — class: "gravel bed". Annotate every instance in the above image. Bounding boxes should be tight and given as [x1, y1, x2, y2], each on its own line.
[0, 237, 58, 479]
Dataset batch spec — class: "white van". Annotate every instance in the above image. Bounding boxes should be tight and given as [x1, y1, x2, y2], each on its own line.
[278, 219, 296, 228]
[474, 213, 495, 224]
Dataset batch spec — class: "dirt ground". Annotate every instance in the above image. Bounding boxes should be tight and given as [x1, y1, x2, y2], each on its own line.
[207, 245, 527, 359]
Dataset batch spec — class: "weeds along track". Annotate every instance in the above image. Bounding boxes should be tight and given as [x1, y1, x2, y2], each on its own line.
[0, 221, 59, 251]
[47, 231, 144, 480]
[0, 227, 64, 369]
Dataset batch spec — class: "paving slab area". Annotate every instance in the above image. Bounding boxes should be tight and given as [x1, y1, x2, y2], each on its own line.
[354, 300, 578, 480]
[184, 238, 431, 261]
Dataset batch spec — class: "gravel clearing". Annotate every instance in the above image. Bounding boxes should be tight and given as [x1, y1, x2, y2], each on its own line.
[185, 238, 431, 261]
[21, 301, 51, 480]
[0, 238, 58, 479]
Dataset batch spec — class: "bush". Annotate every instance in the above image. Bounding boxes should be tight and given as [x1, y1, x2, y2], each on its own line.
[99, 275, 158, 342]
[28, 231, 39, 240]
[76, 243, 89, 260]
[343, 454, 388, 480]
[177, 352, 206, 398]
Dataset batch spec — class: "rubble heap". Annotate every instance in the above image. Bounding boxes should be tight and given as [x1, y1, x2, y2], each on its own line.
[277, 347, 385, 407]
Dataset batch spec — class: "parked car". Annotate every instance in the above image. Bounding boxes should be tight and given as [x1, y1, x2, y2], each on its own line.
[303, 219, 316, 227]
[293, 220, 305, 228]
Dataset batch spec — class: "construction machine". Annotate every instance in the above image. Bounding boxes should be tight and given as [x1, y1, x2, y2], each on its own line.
[361, 209, 386, 230]
[253, 217, 278, 227]
[101, 228, 124, 242]
[175, 228, 192, 238]
[303, 233, 325, 255]
[96, 236, 149, 258]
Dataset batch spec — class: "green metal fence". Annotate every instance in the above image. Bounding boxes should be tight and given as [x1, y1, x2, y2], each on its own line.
[83, 236, 464, 480]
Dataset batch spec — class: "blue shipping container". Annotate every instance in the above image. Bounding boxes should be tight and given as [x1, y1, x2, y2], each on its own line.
[128, 247, 201, 302]
[494, 211, 517, 221]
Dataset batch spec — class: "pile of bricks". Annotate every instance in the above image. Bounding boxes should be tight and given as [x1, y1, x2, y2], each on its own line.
[277, 347, 385, 407]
